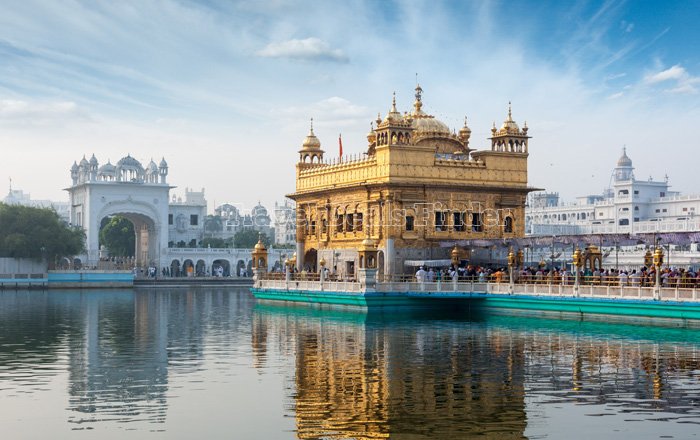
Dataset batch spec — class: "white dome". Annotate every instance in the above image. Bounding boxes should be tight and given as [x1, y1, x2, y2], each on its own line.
[98, 161, 116, 174]
[117, 154, 144, 170]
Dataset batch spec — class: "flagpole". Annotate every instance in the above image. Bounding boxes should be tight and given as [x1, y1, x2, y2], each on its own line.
[338, 133, 343, 162]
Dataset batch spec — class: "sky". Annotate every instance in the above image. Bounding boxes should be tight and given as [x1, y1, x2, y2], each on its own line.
[1, 0, 699, 214]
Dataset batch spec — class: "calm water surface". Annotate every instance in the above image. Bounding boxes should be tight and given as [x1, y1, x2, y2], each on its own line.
[1, 288, 699, 439]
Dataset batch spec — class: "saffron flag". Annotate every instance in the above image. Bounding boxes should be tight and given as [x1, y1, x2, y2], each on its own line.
[339, 133, 343, 160]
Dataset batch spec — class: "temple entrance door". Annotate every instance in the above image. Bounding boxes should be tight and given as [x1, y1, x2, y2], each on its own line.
[346, 261, 355, 280]
[304, 249, 317, 272]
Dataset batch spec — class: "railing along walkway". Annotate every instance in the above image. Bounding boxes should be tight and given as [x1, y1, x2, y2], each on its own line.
[257, 275, 700, 302]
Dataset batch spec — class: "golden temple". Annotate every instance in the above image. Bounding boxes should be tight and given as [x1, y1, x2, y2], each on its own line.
[289, 85, 533, 277]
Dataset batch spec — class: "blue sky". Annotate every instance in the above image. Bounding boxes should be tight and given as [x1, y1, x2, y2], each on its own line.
[1, 0, 699, 211]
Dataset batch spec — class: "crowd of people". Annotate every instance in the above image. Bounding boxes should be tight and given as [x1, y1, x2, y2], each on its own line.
[413, 265, 700, 288]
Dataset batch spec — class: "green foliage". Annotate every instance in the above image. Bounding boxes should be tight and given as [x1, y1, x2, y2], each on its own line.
[203, 215, 223, 233]
[0, 203, 84, 260]
[200, 237, 227, 248]
[234, 229, 271, 248]
[99, 216, 135, 257]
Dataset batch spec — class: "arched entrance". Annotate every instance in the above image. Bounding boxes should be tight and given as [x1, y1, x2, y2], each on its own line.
[170, 259, 181, 277]
[236, 260, 246, 277]
[213, 259, 230, 277]
[304, 248, 317, 272]
[196, 259, 206, 277]
[183, 259, 194, 277]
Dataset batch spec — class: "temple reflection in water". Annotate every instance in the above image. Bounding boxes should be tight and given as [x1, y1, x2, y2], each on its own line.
[253, 307, 528, 439]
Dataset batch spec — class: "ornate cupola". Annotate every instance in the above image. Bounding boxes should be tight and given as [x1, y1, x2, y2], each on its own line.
[489, 102, 530, 154]
[375, 93, 413, 148]
[298, 118, 324, 164]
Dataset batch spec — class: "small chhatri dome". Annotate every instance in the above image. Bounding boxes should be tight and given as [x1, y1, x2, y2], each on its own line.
[98, 160, 116, 174]
[147, 159, 158, 173]
[366, 122, 376, 143]
[71, 161, 79, 172]
[301, 118, 322, 150]
[384, 92, 403, 123]
[617, 147, 633, 167]
[459, 116, 471, 136]
[89, 154, 98, 165]
[159, 157, 168, 168]
[254, 233, 267, 251]
[500, 102, 520, 132]
[80, 155, 89, 166]
[117, 154, 144, 170]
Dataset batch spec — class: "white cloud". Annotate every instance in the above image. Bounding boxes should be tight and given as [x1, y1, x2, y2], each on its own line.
[0, 99, 90, 124]
[276, 96, 368, 122]
[644, 64, 700, 94]
[256, 37, 349, 63]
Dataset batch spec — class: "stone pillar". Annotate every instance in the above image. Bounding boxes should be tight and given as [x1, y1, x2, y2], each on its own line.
[384, 238, 394, 276]
[358, 268, 377, 291]
[295, 242, 304, 272]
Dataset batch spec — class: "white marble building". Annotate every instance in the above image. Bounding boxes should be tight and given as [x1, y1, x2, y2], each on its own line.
[168, 188, 207, 247]
[3, 186, 70, 221]
[526, 148, 700, 236]
[274, 199, 295, 245]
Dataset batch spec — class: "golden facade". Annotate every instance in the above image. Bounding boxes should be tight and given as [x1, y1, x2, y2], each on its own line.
[289, 85, 533, 276]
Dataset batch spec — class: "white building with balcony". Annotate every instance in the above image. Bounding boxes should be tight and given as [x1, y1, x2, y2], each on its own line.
[526, 148, 700, 237]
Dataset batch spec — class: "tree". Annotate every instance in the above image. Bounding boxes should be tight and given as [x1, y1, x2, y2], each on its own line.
[203, 215, 223, 233]
[234, 229, 271, 248]
[200, 237, 227, 248]
[0, 203, 84, 261]
[99, 216, 135, 257]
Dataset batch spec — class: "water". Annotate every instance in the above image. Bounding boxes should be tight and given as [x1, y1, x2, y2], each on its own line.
[1, 288, 699, 439]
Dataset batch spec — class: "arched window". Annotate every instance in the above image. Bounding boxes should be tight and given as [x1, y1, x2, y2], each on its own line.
[504, 216, 514, 233]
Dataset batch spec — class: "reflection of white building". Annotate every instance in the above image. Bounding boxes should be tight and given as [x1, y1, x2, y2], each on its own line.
[274, 200, 296, 245]
[3, 185, 70, 221]
[168, 188, 207, 247]
[526, 148, 700, 236]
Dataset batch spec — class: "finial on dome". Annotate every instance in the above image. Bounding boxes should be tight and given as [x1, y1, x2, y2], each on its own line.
[309, 117, 315, 135]
[507, 101, 513, 121]
[391, 91, 397, 112]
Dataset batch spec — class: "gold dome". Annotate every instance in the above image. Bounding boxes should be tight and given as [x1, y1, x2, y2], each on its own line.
[366, 122, 376, 143]
[254, 237, 266, 251]
[360, 237, 377, 250]
[300, 118, 322, 151]
[410, 85, 451, 136]
[384, 92, 404, 123]
[499, 102, 520, 132]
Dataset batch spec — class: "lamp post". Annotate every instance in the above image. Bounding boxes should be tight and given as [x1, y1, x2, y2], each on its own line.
[572, 247, 582, 294]
[507, 247, 515, 293]
[653, 247, 664, 300]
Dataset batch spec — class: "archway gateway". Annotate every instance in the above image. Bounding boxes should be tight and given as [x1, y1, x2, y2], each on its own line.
[67, 154, 170, 269]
